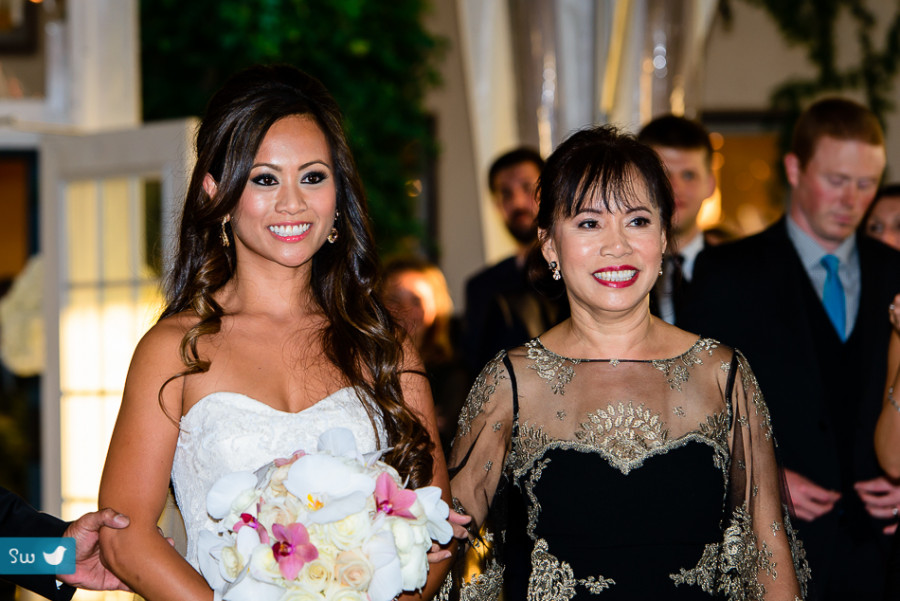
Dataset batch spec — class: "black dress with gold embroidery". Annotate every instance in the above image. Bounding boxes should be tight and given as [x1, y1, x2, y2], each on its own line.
[445, 338, 810, 601]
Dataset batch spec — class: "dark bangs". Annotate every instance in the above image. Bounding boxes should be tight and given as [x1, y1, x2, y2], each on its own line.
[536, 125, 674, 242]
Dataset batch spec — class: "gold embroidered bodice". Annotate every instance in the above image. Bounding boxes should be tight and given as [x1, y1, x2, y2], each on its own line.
[446, 338, 809, 601]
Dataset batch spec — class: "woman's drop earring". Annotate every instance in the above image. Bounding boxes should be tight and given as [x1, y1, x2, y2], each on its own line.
[327, 210, 340, 243]
[658, 263, 663, 276]
[549, 261, 562, 281]
[220, 217, 230, 248]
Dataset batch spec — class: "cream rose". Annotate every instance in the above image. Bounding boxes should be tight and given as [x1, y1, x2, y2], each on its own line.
[334, 550, 374, 591]
[279, 585, 325, 601]
[390, 520, 429, 591]
[231, 488, 261, 517]
[257, 502, 298, 533]
[307, 524, 339, 564]
[248, 545, 283, 584]
[390, 519, 415, 555]
[297, 557, 333, 593]
[398, 543, 427, 591]
[323, 510, 372, 550]
[219, 545, 244, 580]
[268, 464, 292, 497]
[324, 584, 367, 601]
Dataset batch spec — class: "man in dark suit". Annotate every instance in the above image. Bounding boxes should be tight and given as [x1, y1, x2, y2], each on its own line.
[1, 487, 130, 599]
[464, 147, 567, 373]
[638, 115, 717, 326]
[683, 98, 900, 600]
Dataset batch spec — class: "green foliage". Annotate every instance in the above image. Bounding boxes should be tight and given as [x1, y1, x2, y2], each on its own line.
[141, 0, 444, 254]
[721, 0, 900, 156]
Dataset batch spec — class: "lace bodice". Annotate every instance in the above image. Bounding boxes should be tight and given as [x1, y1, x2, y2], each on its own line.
[171, 388, 386, 568]
[448, 338, 809, 600]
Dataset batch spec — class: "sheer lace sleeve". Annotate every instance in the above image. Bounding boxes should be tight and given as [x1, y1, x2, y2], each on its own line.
[446, 352, 514, 600]
[674, 350, 811, 600]
[449, 352, 514, 526]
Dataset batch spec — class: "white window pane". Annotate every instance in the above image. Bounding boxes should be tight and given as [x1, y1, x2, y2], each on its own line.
[65, 180, 99, 284]
[60, 287, 100, 392]
[100, 178, 133, 282]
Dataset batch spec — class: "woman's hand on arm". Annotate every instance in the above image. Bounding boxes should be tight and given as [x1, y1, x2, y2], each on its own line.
[98, 320, 214, 601]
[427, 510, 472, 563]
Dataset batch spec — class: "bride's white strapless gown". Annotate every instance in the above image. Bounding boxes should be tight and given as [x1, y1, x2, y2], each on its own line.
[171, 388, 386, 569]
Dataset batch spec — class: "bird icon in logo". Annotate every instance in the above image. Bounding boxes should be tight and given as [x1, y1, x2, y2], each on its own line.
[42, 546, 67, 566]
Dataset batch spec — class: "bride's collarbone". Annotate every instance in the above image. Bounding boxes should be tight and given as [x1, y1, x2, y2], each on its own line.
[184, 371, 347, 415]
[181, 326, 344, 413]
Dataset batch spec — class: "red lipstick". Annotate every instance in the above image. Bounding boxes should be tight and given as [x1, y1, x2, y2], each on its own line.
[592, 265, 639, 288]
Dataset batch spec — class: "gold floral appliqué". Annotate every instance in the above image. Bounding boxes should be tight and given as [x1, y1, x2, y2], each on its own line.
[527, 538, 613, 600]
[652, 339, 719, 391]
[670, 503, 778, 600]
[457, 354, 508, 436]
[526, 339, 579, 395]
[574, 401, 669, 474]
[510, 422, 553, 473]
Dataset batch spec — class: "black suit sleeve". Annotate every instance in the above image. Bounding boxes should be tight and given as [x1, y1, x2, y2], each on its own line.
[0, 488, 76, 601]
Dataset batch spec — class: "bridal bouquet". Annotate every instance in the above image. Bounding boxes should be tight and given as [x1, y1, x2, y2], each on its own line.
[197, 427, 452, 601]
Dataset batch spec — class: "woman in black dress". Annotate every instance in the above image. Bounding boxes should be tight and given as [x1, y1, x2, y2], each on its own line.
[447, 125, 809, 600]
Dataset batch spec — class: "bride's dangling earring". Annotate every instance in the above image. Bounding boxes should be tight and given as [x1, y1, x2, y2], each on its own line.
[327, 210, 339, 244]
[220, 216, 230, 248]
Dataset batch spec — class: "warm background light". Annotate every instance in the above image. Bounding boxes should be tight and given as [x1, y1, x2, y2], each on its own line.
[54, 175, 164, 601]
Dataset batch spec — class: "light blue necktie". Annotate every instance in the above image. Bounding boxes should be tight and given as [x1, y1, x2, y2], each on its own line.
[820, 254, 846, 341]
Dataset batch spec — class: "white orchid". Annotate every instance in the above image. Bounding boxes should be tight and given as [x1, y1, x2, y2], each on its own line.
[363, 530, 404, 601]
[207, 471, 259, 521]
[414, 486, 452, 544]
[285, 454, 375, 524]
[221, 567, 284, 601]
[201, 427, 449, 601]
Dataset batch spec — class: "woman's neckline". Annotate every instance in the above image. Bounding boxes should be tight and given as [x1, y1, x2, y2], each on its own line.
[183, 386, 358, 419]
[531, 336, 707, 364]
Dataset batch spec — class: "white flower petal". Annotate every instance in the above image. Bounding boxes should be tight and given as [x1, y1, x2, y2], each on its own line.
[365, 532, 403, 601]
[207, 471, 258, 519]
[247, 545, 282, 584]
[362, 448, 390, 467]
[415, 486, 452, 544]
[399, 547, 427, 591]
[364, 530, 399, 568]
[197, 530, 227, 592]
[235, 525, 261, 559]
[221, 569, 284, 601]
[286, 455, 375, 501]
[317, 427, 359, 458]
[307, 491, 369, 524]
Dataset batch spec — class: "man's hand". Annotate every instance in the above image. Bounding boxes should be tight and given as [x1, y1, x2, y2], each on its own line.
[855, 476, 900, 534]
[784, 468, 841, 521]
[59, 508, 131, 591]
[427, 509, 472, 563]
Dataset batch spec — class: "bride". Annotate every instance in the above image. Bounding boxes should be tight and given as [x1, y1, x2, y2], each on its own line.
[98, 64, 453, 600]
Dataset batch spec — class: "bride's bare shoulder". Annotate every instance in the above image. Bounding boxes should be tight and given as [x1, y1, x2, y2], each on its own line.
[132, 311, 200, 363]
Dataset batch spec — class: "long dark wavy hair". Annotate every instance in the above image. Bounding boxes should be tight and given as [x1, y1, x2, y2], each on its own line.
[160, 64, 434, 487]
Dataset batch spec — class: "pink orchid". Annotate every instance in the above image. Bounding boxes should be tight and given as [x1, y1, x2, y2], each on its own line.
[270, 523, 318, 580]
[274, 450, 306, 467]
[233, 513, 269, 544]
[374, 472, 417, 519]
